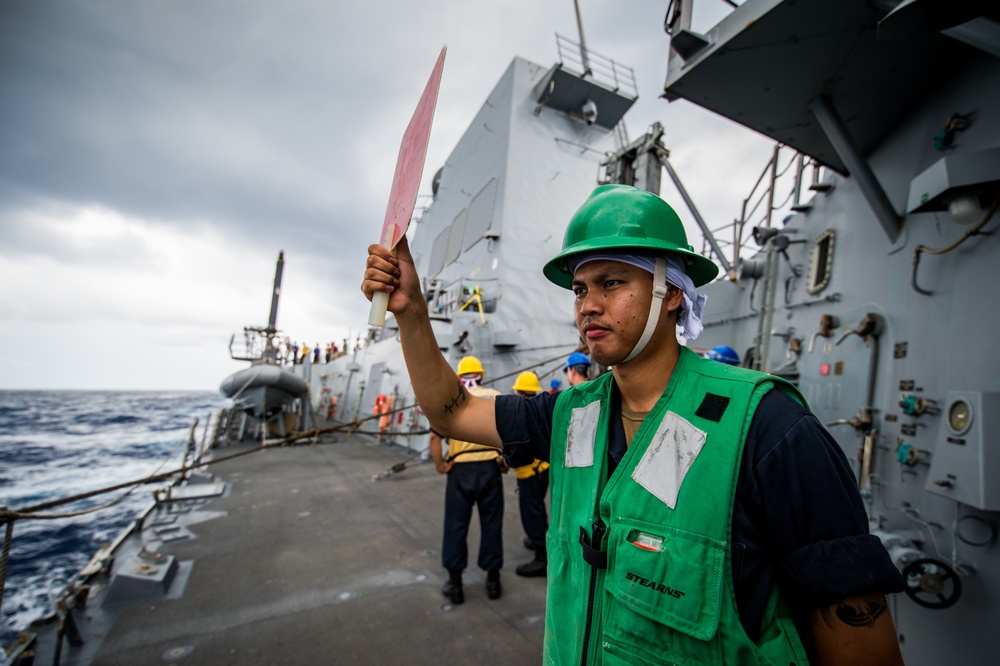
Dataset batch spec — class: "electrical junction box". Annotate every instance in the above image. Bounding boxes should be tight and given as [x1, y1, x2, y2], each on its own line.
[925, 391, 1000, 510]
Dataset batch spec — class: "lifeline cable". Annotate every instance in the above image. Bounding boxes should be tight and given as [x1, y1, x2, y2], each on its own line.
[0, 427, 329, 614]
[0, 350, 582, 602]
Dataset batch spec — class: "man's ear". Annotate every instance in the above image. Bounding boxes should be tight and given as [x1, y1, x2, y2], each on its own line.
[664, 285, 684, 313]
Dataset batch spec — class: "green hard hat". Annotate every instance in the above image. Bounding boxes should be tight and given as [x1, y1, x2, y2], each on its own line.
[543, 184, 719, 288]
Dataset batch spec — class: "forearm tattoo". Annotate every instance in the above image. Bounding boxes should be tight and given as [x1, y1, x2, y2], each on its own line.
[441, 380, 468, 416]
[829, 598, 888, 628]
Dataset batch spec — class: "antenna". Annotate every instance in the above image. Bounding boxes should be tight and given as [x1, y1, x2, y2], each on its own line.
[266, 251, 284, 334]
[573, 0, 592, 76]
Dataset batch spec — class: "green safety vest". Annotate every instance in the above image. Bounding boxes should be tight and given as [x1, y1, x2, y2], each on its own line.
[544, 347, 809, 666]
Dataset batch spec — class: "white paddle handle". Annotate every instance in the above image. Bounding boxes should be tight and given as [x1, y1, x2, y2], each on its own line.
[368, 291, 390, 327]
[367, 231, 398, 327]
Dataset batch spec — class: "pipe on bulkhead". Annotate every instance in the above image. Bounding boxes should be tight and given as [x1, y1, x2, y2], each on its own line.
[911, 194, 1000, 295]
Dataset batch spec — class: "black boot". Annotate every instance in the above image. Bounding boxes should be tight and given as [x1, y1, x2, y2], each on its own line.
[442, 569, 463, 605]
[515, 547, 547, 577]
[486, 569, 502, 600]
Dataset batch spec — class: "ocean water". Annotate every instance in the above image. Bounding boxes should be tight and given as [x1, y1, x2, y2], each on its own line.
[0, 390, 230, 646]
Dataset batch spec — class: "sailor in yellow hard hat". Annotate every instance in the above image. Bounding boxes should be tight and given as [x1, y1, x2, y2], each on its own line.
[427, 355, 505, 605]
[509, 371, 550, 578]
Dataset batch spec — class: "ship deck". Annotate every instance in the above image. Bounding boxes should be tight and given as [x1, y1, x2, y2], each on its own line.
[41, 429, 547, 665]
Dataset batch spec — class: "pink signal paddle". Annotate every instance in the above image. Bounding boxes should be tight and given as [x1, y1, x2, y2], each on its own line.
[368, 45, 447, 327]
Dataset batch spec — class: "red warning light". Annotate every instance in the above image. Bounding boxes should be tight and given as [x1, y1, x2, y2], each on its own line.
[820, 363, 831, 376]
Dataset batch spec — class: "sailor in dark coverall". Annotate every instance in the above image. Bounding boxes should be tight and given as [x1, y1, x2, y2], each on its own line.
[428, 355, 505, 605]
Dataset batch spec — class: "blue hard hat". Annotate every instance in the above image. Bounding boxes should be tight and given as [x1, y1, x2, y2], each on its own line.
[706, 345, 740, 365]
[565, 352, 591, 369]
[550, 379, 561, 389]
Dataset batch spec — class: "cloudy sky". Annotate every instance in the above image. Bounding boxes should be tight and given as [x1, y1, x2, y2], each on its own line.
[0, 0, 773, 391]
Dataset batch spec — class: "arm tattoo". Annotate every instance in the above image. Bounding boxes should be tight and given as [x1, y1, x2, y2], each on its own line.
[831, 598, 887, 628]
[441, 380, 468, 415]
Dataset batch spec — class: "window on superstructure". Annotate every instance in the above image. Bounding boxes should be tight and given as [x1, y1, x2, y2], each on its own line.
[445, 208, 467, 266]
[463, 178, 499, 250]
[429, 226, 449, 277]
[807, 229, 835, 295]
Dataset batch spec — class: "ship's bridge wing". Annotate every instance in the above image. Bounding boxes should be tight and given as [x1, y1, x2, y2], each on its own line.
[663, 0, 970, 174]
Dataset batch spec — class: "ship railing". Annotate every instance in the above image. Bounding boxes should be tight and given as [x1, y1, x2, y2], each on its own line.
[554, 33, 637, 99]
[695, 140, 831, 373]
[664, 0, 740, 65]
[0, 411, 223, 651]
[700, 144, 827, 275]
[666, 0, 741, 29]
[425, 276, 502, 321]
[229, 326, 280, 363]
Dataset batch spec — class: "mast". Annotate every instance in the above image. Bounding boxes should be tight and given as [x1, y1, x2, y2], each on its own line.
[573, 0, 592, 76]
[266, 251, 284, 334]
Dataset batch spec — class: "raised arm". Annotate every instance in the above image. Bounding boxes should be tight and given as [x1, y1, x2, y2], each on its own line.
[361, 236, 500, 448]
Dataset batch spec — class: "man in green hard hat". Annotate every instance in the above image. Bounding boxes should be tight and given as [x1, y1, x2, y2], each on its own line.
[362, 184, 904, 665]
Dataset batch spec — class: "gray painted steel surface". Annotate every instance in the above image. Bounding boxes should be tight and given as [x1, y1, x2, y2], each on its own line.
[667, 2, 1000, 663]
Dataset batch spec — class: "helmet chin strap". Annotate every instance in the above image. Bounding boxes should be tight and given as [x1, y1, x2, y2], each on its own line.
[621, 257, 667, 364]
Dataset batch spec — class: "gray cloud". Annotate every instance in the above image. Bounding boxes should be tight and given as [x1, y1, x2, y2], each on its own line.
[0, 0, 773, 389]
[1, 2, 383, 254]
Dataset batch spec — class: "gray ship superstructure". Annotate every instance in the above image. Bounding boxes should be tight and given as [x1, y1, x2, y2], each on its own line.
[659, 1, 999, 663]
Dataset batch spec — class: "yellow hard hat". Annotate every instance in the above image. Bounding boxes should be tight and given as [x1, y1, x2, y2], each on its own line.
[512, 371, 542, 394]
[456, 355, 485, 377]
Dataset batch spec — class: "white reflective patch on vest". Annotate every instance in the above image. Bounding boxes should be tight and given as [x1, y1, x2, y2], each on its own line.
[631, 411, 707, 509]
[566, 401, 601, 468]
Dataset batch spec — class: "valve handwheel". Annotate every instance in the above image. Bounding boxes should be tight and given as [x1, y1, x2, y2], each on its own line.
[902, 558, 962, 609]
